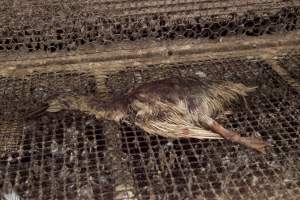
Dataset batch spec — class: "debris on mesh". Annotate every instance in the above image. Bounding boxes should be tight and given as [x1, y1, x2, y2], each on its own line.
[0, 58, 299, 199]
[0, 112, 114, 200]
[0, 1, 299, 54]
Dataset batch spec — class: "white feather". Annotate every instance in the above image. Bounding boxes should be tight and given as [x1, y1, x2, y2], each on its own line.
[3, 190, 20, 200]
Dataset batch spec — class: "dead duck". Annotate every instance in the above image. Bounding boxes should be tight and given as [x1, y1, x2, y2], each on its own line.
[27, 76, 269, 153]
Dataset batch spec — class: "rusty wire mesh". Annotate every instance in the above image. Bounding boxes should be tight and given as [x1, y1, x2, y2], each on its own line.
[0, 0, 299, 60]
[0, 57, 299, 200]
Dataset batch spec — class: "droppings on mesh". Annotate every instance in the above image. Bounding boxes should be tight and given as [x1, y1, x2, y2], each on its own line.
[0, 112, 113, 200]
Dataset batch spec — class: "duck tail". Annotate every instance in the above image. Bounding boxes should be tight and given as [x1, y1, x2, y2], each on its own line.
[204, 81, 256, 115]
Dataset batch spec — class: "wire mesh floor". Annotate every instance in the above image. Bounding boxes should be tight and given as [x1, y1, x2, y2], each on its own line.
[277, 50, 300, 82]
[0, 57, 299, 200]
[0, 2, 299, 59]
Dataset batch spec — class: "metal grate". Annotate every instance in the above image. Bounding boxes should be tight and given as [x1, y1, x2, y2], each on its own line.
[0, 58, 299, 199]
[0, 1, 299, 58]
[277, 50, 300, 81]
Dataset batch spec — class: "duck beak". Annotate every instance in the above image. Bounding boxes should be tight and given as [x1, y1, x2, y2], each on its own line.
[25, 103, 49, 121]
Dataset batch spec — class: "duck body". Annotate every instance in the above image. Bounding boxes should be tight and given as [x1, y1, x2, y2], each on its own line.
[27, 76, 269, 152]
[112, 76, 252, 139]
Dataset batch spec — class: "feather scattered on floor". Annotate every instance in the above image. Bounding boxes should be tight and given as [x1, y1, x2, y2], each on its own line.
[1, 183, 20, 200]
[3, 191, 20, 200]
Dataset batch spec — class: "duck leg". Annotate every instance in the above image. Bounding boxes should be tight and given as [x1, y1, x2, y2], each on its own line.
[204, 117, 269, 153]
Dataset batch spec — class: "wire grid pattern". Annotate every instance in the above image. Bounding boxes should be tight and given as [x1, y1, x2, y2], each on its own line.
[0, 1, 299, 59]
[277, 50, 300, 81]
[1, 113, 113, 200]
[112, 58, 300, 200]
[0, 57, 299, 199]
[0, 71, 97, 122]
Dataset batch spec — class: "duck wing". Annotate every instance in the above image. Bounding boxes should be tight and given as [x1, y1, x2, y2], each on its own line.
[127, 82, 223, 139]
